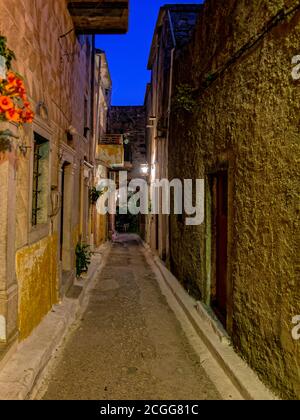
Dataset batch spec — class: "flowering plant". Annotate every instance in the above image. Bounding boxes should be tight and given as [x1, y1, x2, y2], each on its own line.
[0, 71, 34, 124]
[0, 36, 15, 70]
[0, 36, 34, 152]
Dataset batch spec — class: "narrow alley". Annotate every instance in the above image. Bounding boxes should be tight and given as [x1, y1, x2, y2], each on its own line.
[37, 236, 221, 400]
[0, 0, 299, 403]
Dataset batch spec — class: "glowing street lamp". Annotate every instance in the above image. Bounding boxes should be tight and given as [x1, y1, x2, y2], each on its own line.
[140, 163, 149, 176]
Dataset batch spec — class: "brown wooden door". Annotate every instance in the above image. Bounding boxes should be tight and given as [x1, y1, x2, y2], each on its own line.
[156, 214, 159, 251]
[213, 171, 228, 327]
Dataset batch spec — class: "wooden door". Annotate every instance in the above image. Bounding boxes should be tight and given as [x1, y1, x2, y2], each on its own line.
[212, 171, 228, 327]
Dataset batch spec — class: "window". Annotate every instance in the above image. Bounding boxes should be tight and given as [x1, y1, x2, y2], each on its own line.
[32, 133, 50, 226]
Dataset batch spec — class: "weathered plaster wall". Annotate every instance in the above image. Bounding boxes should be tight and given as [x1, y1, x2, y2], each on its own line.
[94, 215, 107, 247]
[169, 0, 300, 399]
[108, 106, 146, 179]
[16, 235, 58, 340]
[0, 0, 94, 343]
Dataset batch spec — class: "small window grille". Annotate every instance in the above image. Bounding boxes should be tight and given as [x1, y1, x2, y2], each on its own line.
[32, 133, 49, 226]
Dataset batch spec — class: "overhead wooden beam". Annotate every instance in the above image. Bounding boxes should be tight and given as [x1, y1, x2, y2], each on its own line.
[67, 0, 129, 34]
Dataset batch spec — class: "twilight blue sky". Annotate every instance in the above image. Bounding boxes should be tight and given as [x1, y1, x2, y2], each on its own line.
[95, 0, 202, 105]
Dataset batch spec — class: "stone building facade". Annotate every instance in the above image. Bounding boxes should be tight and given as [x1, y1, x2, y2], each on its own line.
[107, 106, 147, 236]
[145, 4, 202, 260]
[108, 106, 147, 178]
[0, 0, 128, 360]
[93, 50, 112, 248]
[167, 0, 299, 399]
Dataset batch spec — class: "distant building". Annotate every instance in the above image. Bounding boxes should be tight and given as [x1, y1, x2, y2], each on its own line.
[107, 106, 147, 237]
[145, 4, 202, 260]
[93, 50, 112, 248]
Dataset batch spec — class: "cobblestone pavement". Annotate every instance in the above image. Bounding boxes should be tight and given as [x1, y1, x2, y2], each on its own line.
[39, 236, 221, 400]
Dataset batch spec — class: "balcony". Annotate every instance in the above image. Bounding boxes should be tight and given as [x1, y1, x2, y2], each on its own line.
[97, 134, 124, 168]
[100, 134, 123, 145]
[67, 0, 129, 34]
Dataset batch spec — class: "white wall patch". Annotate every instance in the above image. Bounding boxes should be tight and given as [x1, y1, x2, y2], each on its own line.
[0, 315, 6, 341]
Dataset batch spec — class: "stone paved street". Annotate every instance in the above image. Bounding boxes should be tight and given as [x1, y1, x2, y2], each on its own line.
[38, 236, 221, 400]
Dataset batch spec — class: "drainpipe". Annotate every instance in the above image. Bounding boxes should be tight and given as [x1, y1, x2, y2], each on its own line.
[165, 10, 176, 264]
[89, 35, 96, 165]
[95, 52, 102, 149]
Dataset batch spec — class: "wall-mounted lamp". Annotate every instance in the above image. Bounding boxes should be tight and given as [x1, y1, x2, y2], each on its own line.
[18, 141, 31, 156]
[123, 135, 130, 145]
[141, 163, 150, 176]
[67, 125, 78, 136]
[36, 101, 49, 121]
[66, 125, 78, 142]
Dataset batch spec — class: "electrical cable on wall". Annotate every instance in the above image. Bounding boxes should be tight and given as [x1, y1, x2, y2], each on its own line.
[196, 1, 300, 95]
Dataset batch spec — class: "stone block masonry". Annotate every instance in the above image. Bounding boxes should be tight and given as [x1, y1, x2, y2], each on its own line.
[168, 0, 300, 399]
[108, 106, 146, 179]
[0, 0, 104, 351]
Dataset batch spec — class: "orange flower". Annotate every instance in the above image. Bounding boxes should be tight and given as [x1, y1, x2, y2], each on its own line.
[5, 108, 20, 123]
[4, 82, 17, 94]
[18, 88, 26, 99]
[1, 71, 33, 123]
[25, 110, 34, 123]
[7, 71, 17, 84]
[0, 96, 14, 112]
[16, 78, 25, 89]
[4, 73, 25, 96]
[5, 73, 18, 92]
[20, 109, 34, 123]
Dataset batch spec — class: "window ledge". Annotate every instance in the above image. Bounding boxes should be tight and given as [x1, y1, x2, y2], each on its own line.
[28, 223, 50, 246]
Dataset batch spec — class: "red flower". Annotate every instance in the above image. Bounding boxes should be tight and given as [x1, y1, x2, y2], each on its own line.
[0, 71, 34, 124]
[7, 71, 17, 84]
[5, 107, 20, 123]
[0, 96, 14, 112]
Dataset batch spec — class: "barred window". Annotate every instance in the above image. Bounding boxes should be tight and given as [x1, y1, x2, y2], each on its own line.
[32, 133, 49, 226]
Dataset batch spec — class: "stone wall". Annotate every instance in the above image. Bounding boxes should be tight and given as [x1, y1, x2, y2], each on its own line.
[0, 0, 94, 342]
[169, 0, 300, 399]
[108, 106, 146, 179]
[16, 234, 58, 340]
[145, 5, 202, 260]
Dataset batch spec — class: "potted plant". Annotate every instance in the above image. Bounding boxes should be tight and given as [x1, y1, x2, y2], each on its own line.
[75, 243, 92, 278]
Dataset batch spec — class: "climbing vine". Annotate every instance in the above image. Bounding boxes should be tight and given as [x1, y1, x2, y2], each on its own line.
[172, 83, 197, 115]
[89, 186, 108, 204]
[0, 36, 15, 70]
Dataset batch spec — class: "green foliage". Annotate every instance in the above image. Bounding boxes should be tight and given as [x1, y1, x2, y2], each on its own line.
[89, 186, 107, 204]
[0, 36, 16, 69]
[205, 73, 215, 82]
[203, 72, 217, 88]
[75, 243, 91, 277]
[172, 83, 197, 114]
[0, 129, 18, 152]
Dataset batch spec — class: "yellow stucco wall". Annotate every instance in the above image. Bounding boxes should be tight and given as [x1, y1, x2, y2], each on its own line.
[16, 235, 58, 340]
[97, 144, 124, 167]
[73, 224, 80, 248]
[95, 214, 107, 247]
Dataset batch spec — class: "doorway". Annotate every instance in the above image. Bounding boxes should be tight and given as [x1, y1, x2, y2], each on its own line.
[210, 171, 228, 328]
[60, 162, 72, 272]
[155, 214, 159, 251]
